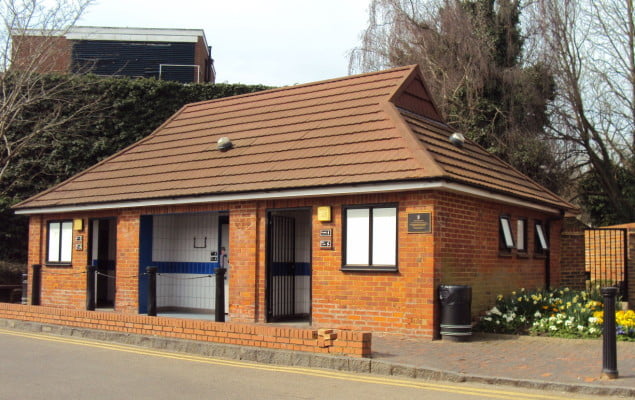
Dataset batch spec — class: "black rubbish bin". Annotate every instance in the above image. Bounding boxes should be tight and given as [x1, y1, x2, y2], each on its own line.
[439, 285, 472, 341]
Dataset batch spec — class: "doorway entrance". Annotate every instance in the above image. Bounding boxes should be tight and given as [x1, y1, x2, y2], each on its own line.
[266, 209, 311, 322]
[90, 218, 116, 308]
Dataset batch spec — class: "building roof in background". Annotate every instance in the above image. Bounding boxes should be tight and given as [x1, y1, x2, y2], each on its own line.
[65, 26, 208, 46]
[14, 65, 576, 213]
[604, 222, 635, 229]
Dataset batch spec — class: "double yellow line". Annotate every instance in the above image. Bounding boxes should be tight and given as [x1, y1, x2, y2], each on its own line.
[0, 328, 573, 400]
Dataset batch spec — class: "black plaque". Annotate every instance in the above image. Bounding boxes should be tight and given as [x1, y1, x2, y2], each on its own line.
[408, 212, 431, 233]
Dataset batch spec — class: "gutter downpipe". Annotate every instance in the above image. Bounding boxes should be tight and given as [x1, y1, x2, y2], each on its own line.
[545, 210, 566, 290]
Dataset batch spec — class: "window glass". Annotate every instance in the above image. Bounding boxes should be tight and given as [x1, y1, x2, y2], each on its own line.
[516, 219, 527, 252]
[372, 207, 397, 265]
[47, 220, 73, 263]
[48, 223, 61, 262]
[499, 216, 514, 249]
[344, 205, 397, 270]
[60, 221, 73, 262]
[345, 208, 369, 265]
[535, 222, 549, 251]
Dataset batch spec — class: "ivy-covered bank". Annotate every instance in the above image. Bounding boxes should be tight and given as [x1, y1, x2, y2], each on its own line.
[0, 74, 271, 265]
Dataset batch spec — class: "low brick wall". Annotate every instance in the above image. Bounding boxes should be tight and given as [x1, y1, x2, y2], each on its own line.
[0, 303, 371, 357]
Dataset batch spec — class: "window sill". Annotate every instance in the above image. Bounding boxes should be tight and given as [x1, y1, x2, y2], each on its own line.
[533, 253, 547, 259]
[45, 263, 72, 268]
[516, 252, 530, 259]
[341, 266, 398, 273]
[498, 251, 513, 258]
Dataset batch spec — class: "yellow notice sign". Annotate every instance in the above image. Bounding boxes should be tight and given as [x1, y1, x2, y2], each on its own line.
[317, 206, 331, 222]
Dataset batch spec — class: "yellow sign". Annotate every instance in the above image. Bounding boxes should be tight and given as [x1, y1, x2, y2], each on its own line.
[317, 206, 331, 222]
[73, 218, 84, 231]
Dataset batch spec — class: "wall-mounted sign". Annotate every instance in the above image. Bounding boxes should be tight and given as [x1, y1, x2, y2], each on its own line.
[320, 229, 332, 237]
[75, 235, 84, 251]
[319, 240, 332, 249]
[408, 212, 432, 234]
[317, 206, 332, 222]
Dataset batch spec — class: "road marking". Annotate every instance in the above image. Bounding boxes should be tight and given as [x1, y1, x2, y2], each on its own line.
[0, 328, 575, 400]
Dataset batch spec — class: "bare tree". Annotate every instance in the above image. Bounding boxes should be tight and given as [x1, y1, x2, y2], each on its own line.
[531, 0, 635, 223]
[0, 0, 94, 185]
[349, 0, 568, 191]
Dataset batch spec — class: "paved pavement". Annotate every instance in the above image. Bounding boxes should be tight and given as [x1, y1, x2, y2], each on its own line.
[2, 318, 634, 397]
[372, 332, 635, 396]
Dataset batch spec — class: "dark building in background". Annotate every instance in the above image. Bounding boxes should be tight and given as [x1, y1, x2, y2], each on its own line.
[13, 26, 215, 83]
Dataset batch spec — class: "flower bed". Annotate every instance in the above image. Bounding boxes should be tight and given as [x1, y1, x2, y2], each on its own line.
[476, 287, 635, 341]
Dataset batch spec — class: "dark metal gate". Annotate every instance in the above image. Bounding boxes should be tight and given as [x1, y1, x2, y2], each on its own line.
[267, 215, 297, 321]
[585, 228, 628, 300]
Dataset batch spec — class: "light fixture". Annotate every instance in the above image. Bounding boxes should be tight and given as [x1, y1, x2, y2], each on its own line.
[217, 137, 233, 151]
[449, 132, 465, 148]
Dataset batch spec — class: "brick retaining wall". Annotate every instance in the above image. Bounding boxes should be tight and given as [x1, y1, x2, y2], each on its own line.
[0, 303, 371, 357]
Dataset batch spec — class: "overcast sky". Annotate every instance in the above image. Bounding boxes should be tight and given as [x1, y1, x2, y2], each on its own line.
[78, 0, 371, 86]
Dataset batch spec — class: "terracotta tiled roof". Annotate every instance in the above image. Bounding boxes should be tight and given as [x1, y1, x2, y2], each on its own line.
[15, 65, 575, 212]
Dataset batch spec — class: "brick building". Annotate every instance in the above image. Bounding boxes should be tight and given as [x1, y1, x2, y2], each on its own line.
[12, 26, 215, 83]
[14, 65, 576, 338]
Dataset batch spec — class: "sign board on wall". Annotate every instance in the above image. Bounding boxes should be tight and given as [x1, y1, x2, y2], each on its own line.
[408, 212, 432, 234]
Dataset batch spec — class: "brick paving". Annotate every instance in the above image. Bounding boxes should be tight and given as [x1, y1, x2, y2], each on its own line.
[372, 332, 635, 390]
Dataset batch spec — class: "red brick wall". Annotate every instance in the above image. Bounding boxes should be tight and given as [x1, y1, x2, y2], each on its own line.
[28, 213, 91, 309]
[560, 231, 586, 290]
[229, 202, 260, 322]
[11, 35, 71, 73]
[433, 191, 562, 319]
[0, 303, 371, 357]
[116, 210, 141, 313]
[193, 36, 211, 82]
[307, 192, 435, 337]
[25, 190, 565, 338]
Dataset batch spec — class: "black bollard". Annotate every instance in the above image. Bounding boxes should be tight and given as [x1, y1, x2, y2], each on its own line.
[86, 265, 96, 311]
[31, 264, 41, 306]
[21, 273, 28, 305]
[601, 287, 619, 379]
[146, 266, 157, 317]
[215, 268, 226, 322]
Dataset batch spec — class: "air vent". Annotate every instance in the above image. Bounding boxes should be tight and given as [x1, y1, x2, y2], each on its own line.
[217, 137, 233, 152]
[449, 132, 465, 148]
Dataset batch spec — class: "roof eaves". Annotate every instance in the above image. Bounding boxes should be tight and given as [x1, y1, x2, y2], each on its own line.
[14, 178, 565, 216]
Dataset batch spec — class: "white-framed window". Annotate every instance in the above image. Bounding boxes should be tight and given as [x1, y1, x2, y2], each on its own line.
[343, 205, 397, 271]
[535, 221, 549, 252]
[47, 220, 73, 263]
[499, 215, 514, 251]
[516, 218, 527, 252]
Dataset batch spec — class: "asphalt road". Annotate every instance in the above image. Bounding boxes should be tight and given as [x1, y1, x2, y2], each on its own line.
[0, 328, 612, 400]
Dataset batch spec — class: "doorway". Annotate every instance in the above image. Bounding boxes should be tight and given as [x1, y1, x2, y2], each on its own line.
[90, 218, 116, 308]
[266, 209, 311, 322]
